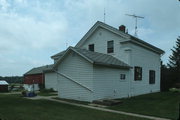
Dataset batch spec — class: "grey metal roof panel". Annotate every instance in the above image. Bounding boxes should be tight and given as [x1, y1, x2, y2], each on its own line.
[51, 50, 66, 59]
[24, 64, 53, 75]
[72, 47, 131, 69]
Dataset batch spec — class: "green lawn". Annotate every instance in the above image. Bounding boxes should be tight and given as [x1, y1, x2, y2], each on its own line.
[109, 92, 180, 120]
[0, 94, 149, 120]
[37, 92, 58, 96]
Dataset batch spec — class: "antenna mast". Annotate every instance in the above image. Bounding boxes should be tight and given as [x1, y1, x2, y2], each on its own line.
[125, 14, 144, 37]
[104, 8, 106, 23]
[66, 40, 68, 48]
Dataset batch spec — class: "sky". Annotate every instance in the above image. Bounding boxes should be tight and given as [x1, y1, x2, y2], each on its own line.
[0, 0, 179, 76]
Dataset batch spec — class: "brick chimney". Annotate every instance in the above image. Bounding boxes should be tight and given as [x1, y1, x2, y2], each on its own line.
[119, 25, 126, 33]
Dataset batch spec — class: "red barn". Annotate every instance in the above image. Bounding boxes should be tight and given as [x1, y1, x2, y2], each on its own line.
[24, 65, 53, 91]
[0, 80, 9, 92]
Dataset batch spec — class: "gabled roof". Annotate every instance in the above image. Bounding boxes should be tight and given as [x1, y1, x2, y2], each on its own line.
[75, 21, 164, 54]
[24, 64, 53, 75]
[51, 50, 66, 59]
[0, 80, 8, 85]
[54, 47, 131, 69]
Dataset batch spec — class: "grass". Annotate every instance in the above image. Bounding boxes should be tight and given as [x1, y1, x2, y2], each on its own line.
[0, 94, 149, 120]
[38, 88, 58, 96]
[37, 92, 57, 96]
[109, 92, 180, 120]
[54, 97, 90, 105]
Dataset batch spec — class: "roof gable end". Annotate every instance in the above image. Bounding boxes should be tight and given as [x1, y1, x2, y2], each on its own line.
[75, 21, 164, 55]
[75, 21, 130, 48]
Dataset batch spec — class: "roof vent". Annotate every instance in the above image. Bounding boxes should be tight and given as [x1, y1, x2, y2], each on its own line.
[119, 25, 126, 33]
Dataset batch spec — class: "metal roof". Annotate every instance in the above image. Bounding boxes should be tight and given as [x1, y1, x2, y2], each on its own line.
[24, 64, 53, 75]
[54, 47, 131, 69]
[51, 50, 66, 59]
[0, 80, 9, 85]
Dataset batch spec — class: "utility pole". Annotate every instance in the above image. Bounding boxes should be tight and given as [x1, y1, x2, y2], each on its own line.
[125, 14, 144, 37]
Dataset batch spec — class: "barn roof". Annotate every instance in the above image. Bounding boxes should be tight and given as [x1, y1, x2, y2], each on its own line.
[24, 64, 53, 75]
[54, 47, 131, 69]
[0, 80, 9, 85]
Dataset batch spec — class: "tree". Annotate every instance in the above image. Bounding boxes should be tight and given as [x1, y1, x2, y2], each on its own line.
[168, 36, 180, 84]
[161, 62, 173, 91]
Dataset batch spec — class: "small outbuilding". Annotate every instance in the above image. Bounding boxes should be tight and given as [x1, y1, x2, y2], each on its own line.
[0, 80, 9, 92]
[24, 65, 53, 91]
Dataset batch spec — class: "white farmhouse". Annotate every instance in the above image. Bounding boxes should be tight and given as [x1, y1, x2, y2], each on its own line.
[46, 21, 164, 102]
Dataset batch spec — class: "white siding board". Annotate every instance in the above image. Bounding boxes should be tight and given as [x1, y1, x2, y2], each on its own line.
[93, 66, 130, 100]
[130, 43, 161, 96]
[45, 72, 58, 91]
[57, 51, 93, 101]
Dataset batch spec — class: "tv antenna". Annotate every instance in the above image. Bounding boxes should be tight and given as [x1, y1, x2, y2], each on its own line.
[125, 14, 144, 37]
[103, 8, 106, 23]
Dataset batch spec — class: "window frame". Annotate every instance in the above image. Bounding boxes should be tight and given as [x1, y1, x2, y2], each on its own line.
[88, 44, 94, 52]
[134, 66, 142, 81]
[149, 70, 155, 84]
[120, 74, 126, 80]
[107, 40, 114, 53]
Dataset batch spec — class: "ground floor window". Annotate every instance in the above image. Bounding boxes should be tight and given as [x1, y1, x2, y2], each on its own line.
[134, 66, 142, 81]
[149, 70, 155, 84]
[120, 74, 126, 80]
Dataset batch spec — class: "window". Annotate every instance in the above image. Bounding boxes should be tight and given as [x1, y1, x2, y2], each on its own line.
[107, 40, 114, 53]
[88, 44, 94, 52]
[134, 66, 142, 80]
[120, 74, 126, 80]
[149, 70, 155, 84]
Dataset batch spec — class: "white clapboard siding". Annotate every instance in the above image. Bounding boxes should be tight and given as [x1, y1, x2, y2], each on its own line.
[57, 51, 93, 102]
[130, 43, 161, 96]
[45, 72, 58, 91]
[93, 66, 130, 100]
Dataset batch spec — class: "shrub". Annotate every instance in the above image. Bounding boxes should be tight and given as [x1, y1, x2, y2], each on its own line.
[169, 88, 180, 92]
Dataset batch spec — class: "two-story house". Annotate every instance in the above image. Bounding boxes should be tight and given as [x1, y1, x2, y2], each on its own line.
[45, 21, 164, 102]
[24, 21, 164, 101]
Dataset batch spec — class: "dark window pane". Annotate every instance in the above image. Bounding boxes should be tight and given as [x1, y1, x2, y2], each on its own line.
[120, 74, 126, 80]
[149, 70, 155, 84]
[107, 41, 114, 53]
[134, 66, 142, 81]
[89, 44, 94, 51]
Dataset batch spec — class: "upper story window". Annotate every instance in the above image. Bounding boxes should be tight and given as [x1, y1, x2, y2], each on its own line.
[149, 70, 155, 84]
[134, 66, 142, 81]
[107, 40, 114, 53]
[88, 44, 94, 52]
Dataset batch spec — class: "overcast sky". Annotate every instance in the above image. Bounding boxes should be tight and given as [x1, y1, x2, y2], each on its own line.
[0, 0, 179, 76]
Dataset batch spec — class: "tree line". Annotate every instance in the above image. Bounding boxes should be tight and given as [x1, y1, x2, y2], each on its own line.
[0, 76, 23, 84]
